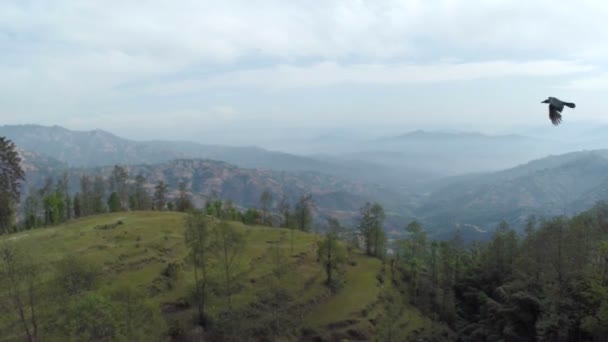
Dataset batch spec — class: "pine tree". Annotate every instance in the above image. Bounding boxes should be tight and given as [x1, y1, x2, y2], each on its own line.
[109, 165, 129, 210]
[358, 202, 386, 258]
[132, 174, 151, 210]
[293, 194, 313, 232]
[0, 137, 25, 232]
[92, 176, 107, 214]
[176, 182, 193, 212]
[107, 192, 121, 212]
[153, 181, 168, 211]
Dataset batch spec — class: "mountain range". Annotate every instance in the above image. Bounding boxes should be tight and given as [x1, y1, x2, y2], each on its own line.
[0, 124, 436, 189]
[6, 124, 608, 240]
[0, 124, 331, 171]
[3, 125, 414, 230]
[2, 125, 573, 186]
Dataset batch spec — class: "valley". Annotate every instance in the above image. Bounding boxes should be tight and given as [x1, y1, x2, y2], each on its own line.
[8, 124, 608, 240]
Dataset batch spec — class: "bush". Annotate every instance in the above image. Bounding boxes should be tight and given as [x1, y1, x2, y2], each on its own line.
[54, 255, 100, 297]
[109, 286, 166, 340]
[162, 262, 180, 281]
[94, 220, 123, 230]
[61, 293, 122, 341]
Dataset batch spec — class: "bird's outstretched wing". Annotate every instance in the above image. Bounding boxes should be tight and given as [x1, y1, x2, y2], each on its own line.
[549, 104, 562, 126]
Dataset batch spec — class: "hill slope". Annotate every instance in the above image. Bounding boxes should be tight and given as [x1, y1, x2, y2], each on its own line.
[418, 150, 608, 237]
[0, 212, 430, 340]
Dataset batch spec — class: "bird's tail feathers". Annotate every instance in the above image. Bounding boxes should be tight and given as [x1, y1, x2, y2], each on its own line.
[564, 102, 576, 109]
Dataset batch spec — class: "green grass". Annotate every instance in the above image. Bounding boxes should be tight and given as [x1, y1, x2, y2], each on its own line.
[305, 254, 382, 326]
[1, 211, 428, 340]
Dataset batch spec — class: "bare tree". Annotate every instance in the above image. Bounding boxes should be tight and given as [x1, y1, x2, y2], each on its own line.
[278, 195, 290, 228]
[259, 190, 273, 226]
[210, 221, 245, 312]
[184, 212, 212, 327]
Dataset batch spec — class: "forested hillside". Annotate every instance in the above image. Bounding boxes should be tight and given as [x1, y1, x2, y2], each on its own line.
[6, 194, 608, 340]
[393, 202, 608, 341]
[418, 150, 608, 237]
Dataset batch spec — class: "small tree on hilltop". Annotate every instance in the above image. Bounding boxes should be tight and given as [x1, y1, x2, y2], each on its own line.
[317, 217, 347, 289]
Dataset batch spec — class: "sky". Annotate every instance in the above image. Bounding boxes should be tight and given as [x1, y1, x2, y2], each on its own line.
[1, 0, 608, 145]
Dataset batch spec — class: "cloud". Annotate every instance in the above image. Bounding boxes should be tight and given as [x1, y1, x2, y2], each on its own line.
[1, 0, 605, 91]
[3, 1, 608, 62]
[563, 73, 608, 91]
[0, 0, 607, 132]
[142, 60, 593, 94]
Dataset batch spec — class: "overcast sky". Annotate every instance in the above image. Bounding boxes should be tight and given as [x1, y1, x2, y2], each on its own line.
[1, 0, 608, 144]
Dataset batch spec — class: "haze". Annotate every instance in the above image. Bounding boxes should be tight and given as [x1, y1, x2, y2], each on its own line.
[1, 0, 608, 150]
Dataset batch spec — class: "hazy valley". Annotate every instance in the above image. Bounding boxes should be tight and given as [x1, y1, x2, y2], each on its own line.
[5, 124, 608, 240]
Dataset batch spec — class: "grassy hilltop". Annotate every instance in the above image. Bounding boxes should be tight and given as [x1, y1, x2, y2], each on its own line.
[0, 211, 429, 341]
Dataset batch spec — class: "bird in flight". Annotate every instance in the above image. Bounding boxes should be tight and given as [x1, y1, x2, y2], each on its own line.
[541, 97, 575, 126]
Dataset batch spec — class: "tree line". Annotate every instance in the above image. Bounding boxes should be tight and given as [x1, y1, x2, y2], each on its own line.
[1, 136, 362, 245]
[389, 203, 608, 341]
[6, 162, 319, 238]
[19, 165, 180, 231]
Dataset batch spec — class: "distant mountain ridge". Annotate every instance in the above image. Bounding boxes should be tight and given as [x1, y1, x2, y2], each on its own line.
[382, 130, 533, 142]
[338, 129, 552, 178]
[0, 124, 437, 188]
[417, 149, 608, 237]
[0, 124, 332, 172]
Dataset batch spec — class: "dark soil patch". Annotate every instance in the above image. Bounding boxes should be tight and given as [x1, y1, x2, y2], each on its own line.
[326, 319, 358, 330]
[346, 328, 369, 340]
[161, 300, 191, 315]
[94, 220, 123, 230]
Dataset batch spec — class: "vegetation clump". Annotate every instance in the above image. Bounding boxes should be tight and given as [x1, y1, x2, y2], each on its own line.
[93, 220, 123, 230]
